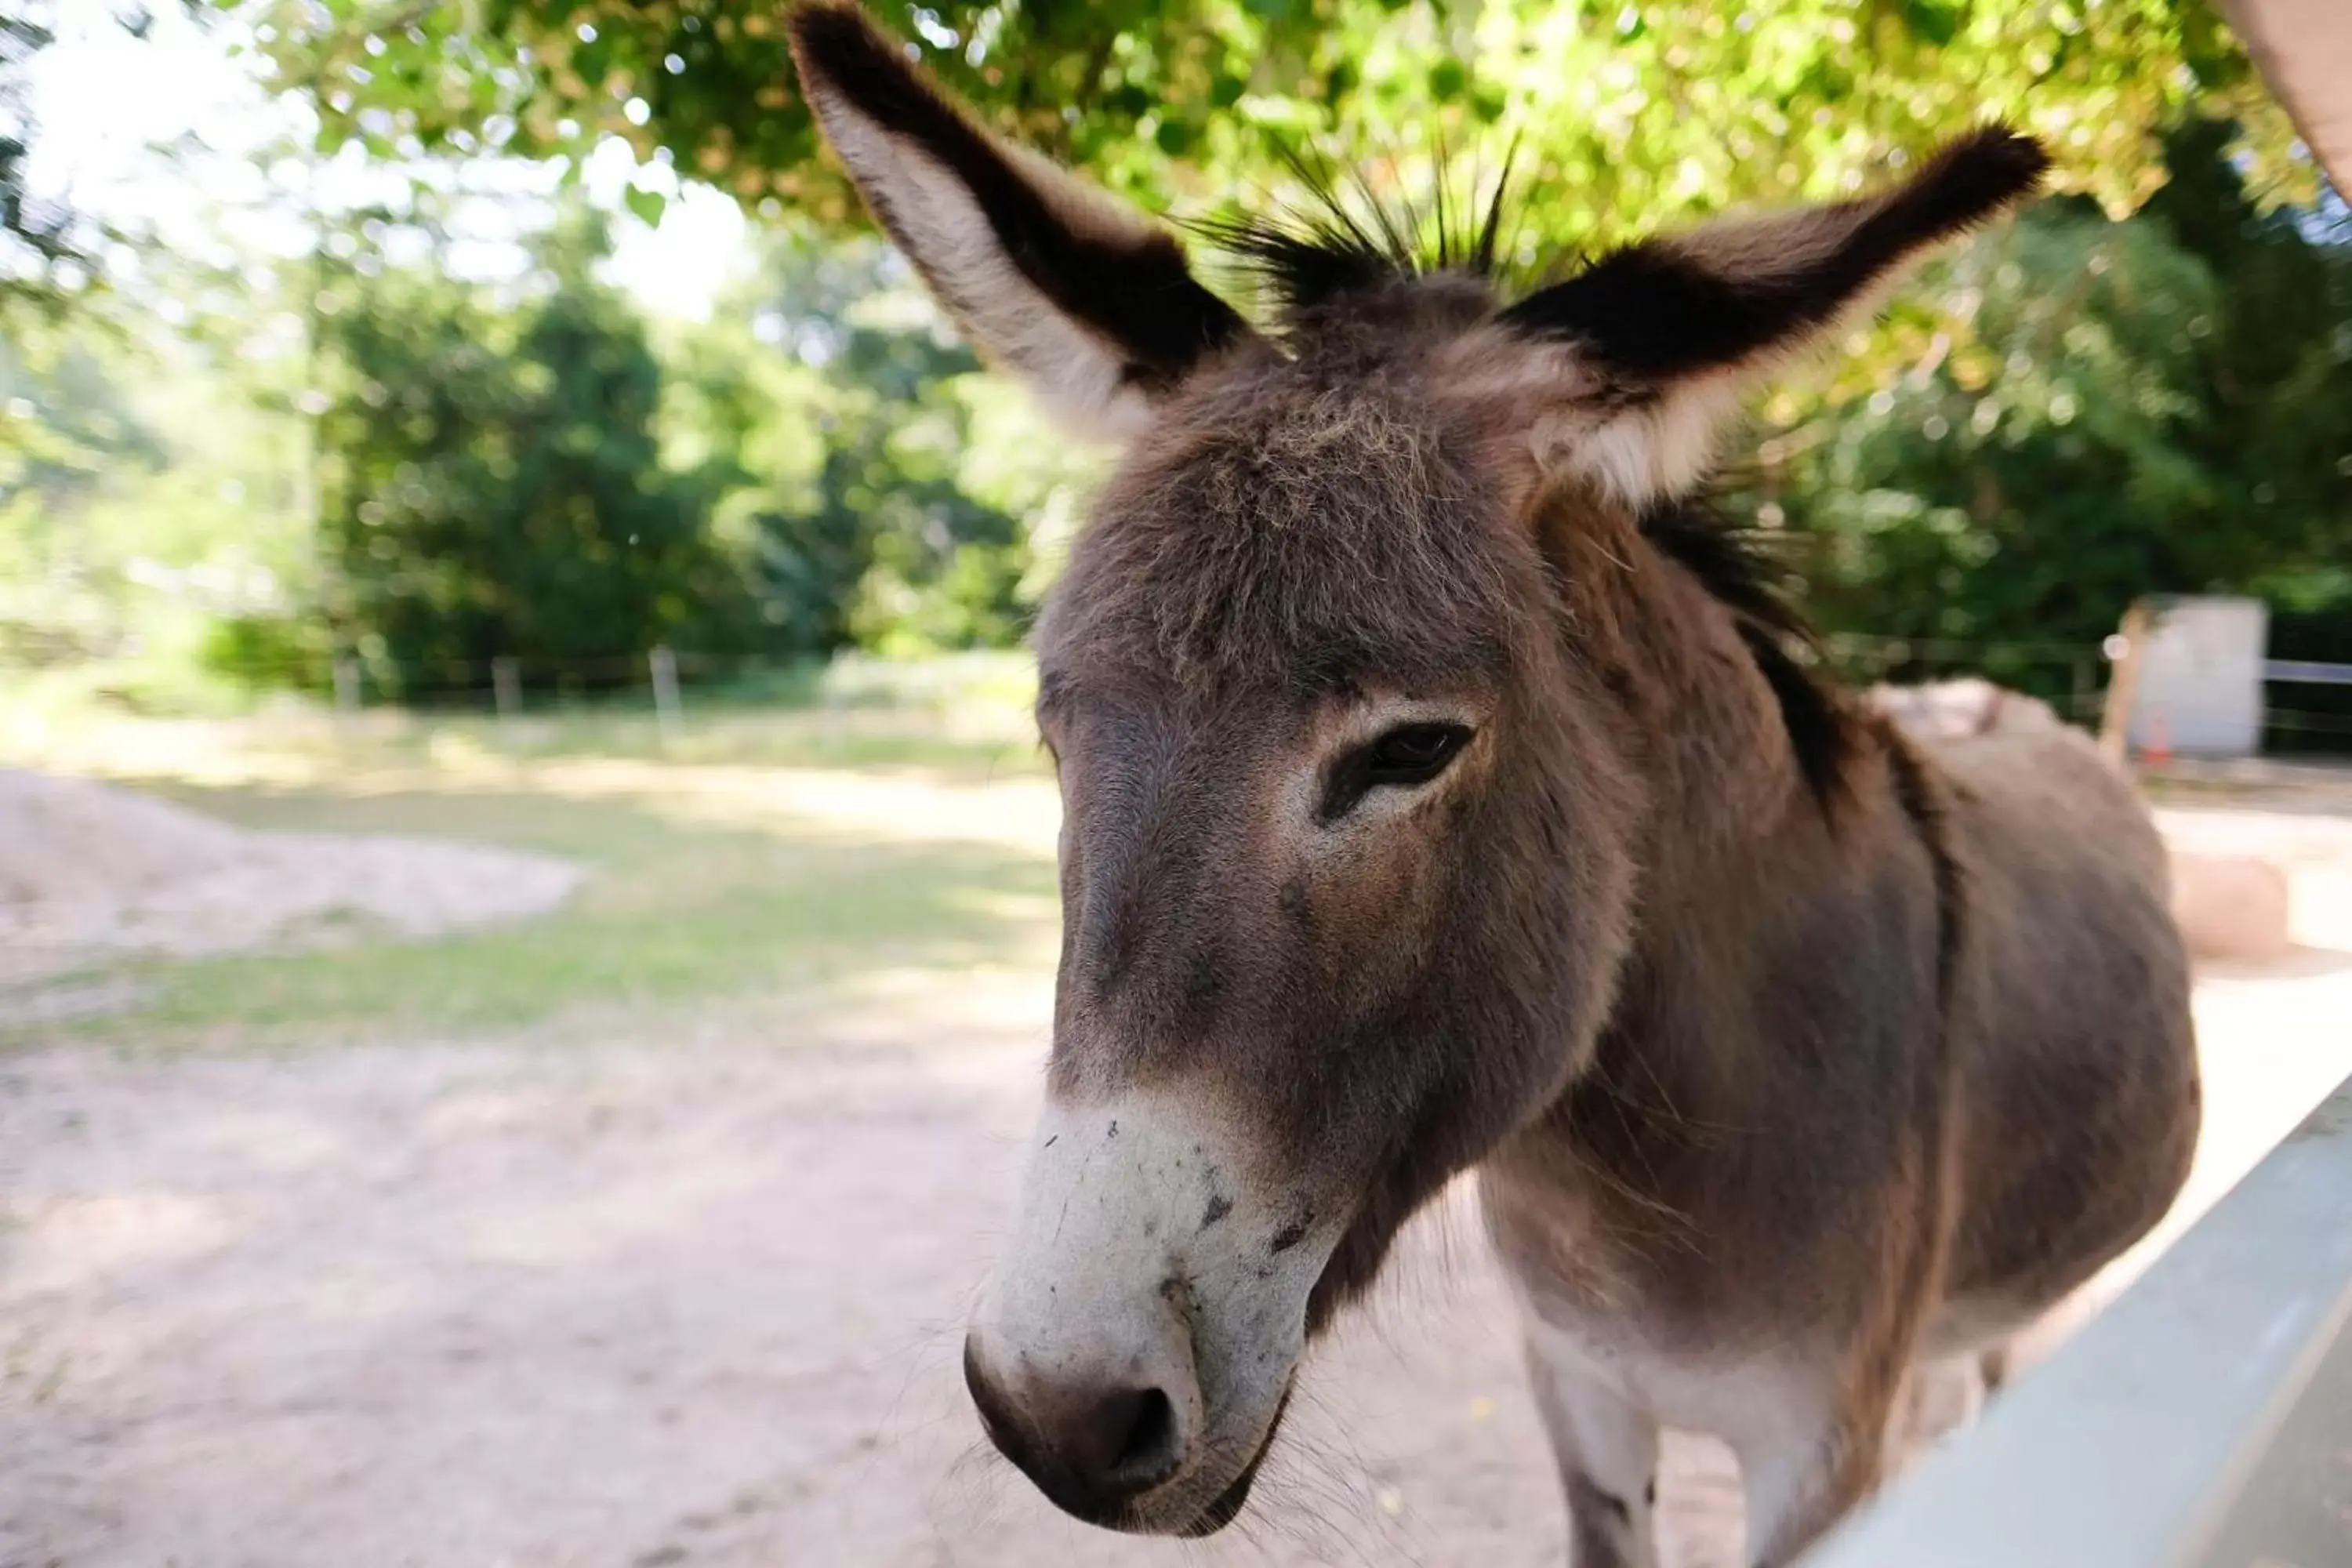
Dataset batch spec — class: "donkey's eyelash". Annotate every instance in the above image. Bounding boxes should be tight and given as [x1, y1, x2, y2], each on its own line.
[1319, 723, 1475, 822]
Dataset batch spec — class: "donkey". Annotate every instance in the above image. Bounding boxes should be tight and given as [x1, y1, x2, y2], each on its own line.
[785, 6, 2200, 1562]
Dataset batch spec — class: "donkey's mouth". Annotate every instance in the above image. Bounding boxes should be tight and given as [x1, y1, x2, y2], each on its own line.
[1170, 1385, 1292, 1537]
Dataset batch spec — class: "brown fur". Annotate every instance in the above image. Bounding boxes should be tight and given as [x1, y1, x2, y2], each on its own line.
[784, 7, 2198, 1560]
[1043, 336, 2194, 1556]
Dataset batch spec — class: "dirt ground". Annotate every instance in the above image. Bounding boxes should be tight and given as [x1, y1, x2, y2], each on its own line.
[5, 803, 2352, 1568]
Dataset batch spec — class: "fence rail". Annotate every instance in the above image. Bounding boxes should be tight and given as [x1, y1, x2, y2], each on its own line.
[42, 631, 2352, 749]
[2263, 658, 2352, 687]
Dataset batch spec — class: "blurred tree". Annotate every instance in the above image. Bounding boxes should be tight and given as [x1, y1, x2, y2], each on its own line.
[0, 333, 168, 662]
[0, 334, 162, 514]
[1763, 117, 2352, 709]
[2140, 117, 2352, 575]
[677, 227, 1044, 657]
[243, 0, 2312, 258]
[2, 4, 136, 506]
[312, 207, 760, 690]
[2, 5, 95, 321]
[11, 5, 2348, 737]
[0, 276, 323, 697]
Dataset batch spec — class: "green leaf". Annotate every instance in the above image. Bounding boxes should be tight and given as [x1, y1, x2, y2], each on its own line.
[246, 0, 2305, 244]
[622, 186, 666, 227]
[1900, 0, 1963, 49]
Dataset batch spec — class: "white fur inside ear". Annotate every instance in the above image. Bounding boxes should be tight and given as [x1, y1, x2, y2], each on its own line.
[1559, 372, 1747, 509]
[1436, 330, 1741, 511]
[804, 84, 1159, 441]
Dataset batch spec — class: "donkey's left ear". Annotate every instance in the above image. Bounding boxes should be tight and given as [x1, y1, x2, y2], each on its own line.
[786, 2, 1256, 440]
[1497, 127, 2049, 506]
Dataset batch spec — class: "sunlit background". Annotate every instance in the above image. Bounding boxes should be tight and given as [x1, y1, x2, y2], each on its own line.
[4, 2, 2351, 1565]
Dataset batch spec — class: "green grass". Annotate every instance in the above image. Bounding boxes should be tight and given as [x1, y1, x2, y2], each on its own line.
[2, 679, 1063, 1055]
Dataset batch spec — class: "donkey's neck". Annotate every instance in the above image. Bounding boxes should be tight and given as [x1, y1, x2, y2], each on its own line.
[1590, 534, 1829, 896]
[1493, 515, 1940, 1277]
[1602, 529, 1893, 1014]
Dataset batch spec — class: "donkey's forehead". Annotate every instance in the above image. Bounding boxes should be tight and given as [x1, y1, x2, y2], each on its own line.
[1036, 368, 1530, 702]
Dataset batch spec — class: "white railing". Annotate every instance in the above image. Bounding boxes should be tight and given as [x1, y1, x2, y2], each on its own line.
[1807, 1066, 2352, 1568]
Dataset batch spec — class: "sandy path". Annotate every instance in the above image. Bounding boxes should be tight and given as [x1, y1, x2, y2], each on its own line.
[0, 990, 1674, 1568]
[7, 952, 2351, 1568]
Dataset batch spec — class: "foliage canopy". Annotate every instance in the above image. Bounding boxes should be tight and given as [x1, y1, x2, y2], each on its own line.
[1761, 118, 2352, 742]
[9, 3, 2350, 754]
[248, 0, 2311, 252]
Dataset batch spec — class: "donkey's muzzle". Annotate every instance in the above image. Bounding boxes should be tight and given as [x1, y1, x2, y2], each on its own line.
[963, 1330, 1200, 1526]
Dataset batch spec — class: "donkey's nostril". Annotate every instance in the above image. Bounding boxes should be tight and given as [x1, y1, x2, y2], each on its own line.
[965, 1328, 1199, 1519]
[1102, 1386, 1181, 1486]
[1054, 1384, 1185, 1500]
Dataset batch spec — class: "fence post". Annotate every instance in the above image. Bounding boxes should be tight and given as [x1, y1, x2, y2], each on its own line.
[492, 655, 521, 733]
[332, 656, 361, 731]
[822, 657, 847, 752]
[2099, 602, 2152, 765]
[650, 644, 682, 742]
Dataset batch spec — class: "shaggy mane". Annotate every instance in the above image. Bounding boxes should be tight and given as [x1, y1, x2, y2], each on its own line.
[1189, 144, 1526, 319]
[1642, 501, 1859, 810]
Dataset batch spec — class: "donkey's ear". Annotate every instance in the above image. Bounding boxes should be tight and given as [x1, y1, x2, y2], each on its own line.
[786, 2, 1254, 439]
[1497, 127, 2049, 506]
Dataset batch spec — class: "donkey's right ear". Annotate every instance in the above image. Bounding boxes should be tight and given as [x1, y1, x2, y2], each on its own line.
[786, 2, 1255, 439]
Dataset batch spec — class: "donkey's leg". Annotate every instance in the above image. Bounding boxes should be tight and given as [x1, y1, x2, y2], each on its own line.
[1521, 1330, 1662, 1568]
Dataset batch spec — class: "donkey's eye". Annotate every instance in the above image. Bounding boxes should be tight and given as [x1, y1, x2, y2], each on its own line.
[1322, 722, 1474, 822]
[1367, 723, 1471, 783]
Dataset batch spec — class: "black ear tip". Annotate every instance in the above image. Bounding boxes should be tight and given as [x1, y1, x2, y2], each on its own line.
[789, 1, 942, 132]
[1971, 124, 2055, 179]
[1929, 124, 2055, 210]
[786, 2, 897, 85]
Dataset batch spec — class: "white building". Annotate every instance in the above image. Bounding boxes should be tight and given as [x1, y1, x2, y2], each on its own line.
[2128, 595, 2270, 758]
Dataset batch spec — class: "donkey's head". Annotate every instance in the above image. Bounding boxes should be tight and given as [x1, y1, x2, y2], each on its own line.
[788, 2, 2042, 1535]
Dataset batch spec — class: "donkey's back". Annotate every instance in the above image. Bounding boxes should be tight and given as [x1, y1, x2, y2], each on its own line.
[1926, 717, 2199, 1338]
